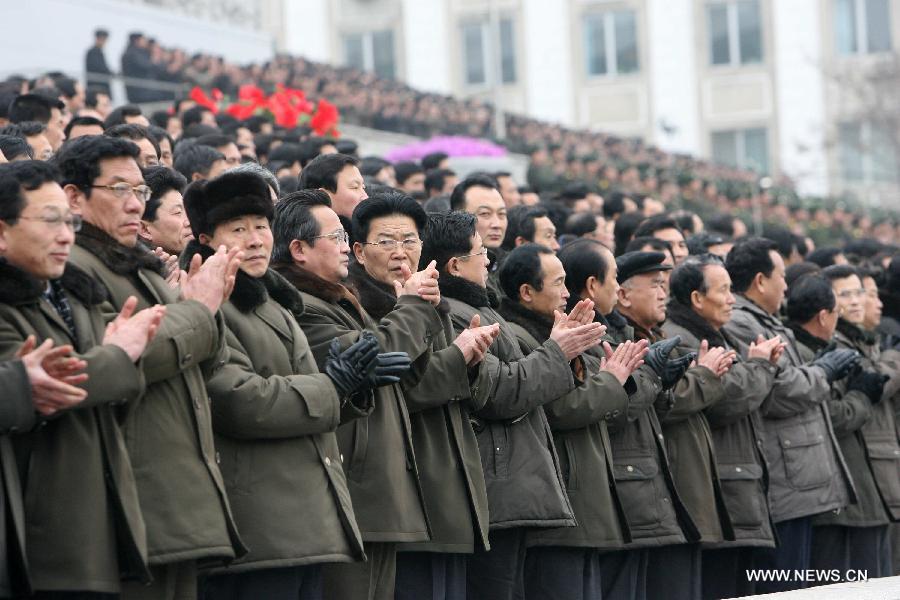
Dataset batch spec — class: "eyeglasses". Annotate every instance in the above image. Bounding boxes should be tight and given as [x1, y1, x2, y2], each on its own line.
[91, 183, 152, 203]
[18, 213, 83, 232]
[311, 229, 349, 245]
[836, 288, 866, 299]
[454, 247, 488, 260]
[362, 238, 422, 252]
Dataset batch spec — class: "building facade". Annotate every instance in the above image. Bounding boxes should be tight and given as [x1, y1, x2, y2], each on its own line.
[280, 0, 900, 205]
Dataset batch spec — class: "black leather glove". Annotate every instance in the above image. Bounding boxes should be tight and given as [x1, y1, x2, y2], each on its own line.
[643, 337, 681, 376]
[813, 340, 837, 360]
[661, 352, 697, 390]
[812, 348, 860, 383]
[324, 334, 380, 399]
[847, 367, 889, 404]
[370, 351, 412, 387]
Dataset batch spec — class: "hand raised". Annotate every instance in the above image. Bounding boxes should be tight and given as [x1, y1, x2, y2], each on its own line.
[394, 260, 441, 306]
[550, 316, 605, 360]
[600, 339, 648, 385]
[104, 297, 167, 362]
[17, 337, 88, 415]
[181, 245, 244, 313]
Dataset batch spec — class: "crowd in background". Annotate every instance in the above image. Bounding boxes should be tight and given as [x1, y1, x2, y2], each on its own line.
[0, 27, 897, 600]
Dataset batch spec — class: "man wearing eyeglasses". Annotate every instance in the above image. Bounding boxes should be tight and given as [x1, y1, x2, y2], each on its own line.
[270, 189, 446, 600]
[55, 135, 247, 600]
[346, 192, 500, 600]
[0, 160, 166, 598]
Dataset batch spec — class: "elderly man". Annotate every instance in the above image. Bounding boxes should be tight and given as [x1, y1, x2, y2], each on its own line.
[663, 254, 784, 599]
[344, 191, 500, 600]
[56, 135, 246, 600]
[182, 172, 403, 600]
[496, 242, 647, 600]
[809, 265, 900, 579]
[0, 160, 165, 598]
[270, 190, 442, 600]
[722, 238, 858, 593]
[615, 251, 735, 600]
[139, 166, 192, 257]
[419, 211, 607, 600]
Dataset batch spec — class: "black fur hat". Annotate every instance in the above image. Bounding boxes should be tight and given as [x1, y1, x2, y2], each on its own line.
[183, 170, 274, 238]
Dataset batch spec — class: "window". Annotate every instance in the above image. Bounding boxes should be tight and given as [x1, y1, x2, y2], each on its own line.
[837, 121, 898, 183]
[342, 30, 396, 79]
[706, 1, 763, 66]
[584, 10, 640, 77]
[834, 0, 891, 55]
[711, 127, 769, 173]
[461, 18, 517, 86]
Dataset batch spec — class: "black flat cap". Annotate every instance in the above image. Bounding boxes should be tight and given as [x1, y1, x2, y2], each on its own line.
[616, 251, 672, 284]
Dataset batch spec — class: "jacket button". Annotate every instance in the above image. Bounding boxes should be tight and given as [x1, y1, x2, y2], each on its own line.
[340, 454, 344, 462]
[605, 412, 611, 420]
[324, 456, 331, 466]
[193, 398, 201, 409]
[613, 410, 620, 416]
[214, 451, 221, 464]
[658, 433, 664, 441]
[181, 353, 193, 366]
[784, 440, 792, 447]
[626, 465, 634, 472]
[735, 467, 743, 473]
[894, 450, 900, 456]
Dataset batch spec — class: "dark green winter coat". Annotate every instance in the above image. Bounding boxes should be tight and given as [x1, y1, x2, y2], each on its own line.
[272, 261, 436, 543]
[346, 262, 490, 554]
[497, 299, 630, 550]
[70, 223, 244, 565]
[0, 260, 150, 592]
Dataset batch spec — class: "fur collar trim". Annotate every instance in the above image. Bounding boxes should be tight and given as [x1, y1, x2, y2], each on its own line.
[666, 299, 727, 348]
[836, 318, 877, 346]
[786, 321, 830, 353]
[271, 261, 356, 306]
[497, 298, 553, 343]
[439, 272, 491, 308]
[0, 259, 107, 306]
[76, 221, 167, 277]
[346, 261, 399, 321]
[181, 241, 303, 314]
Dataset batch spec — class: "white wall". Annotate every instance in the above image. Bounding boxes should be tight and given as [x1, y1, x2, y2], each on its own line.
[401, 0, 452, 94]
[771, 0, 829, 195]
[646, 0, 700, 155]
[0, 0, 272, 82]
[521, 0, 575, 125]
[281, 0, 330, 62]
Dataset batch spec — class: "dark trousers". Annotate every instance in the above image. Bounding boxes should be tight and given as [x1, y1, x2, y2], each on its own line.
[201, 564, 322, 600]
[522, 546, 602, 600]
[645, 544, 701, 600]
[754, 516, 812, 593]
[811, 524, 893, 580]
[121, 561, 196, 600]
[394, 552, 466, 600]
[323, 542, 396, 600]
[701, 547, 758, 600]
[598, 549, 647, 600]
[466, 528, 526, 600]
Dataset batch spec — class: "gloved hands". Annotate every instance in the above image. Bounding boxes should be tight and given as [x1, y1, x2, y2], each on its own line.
[812, 348, 860, 383]
[846, 366, 889, 404]
[642, 336, 694, 390]
[369, 351, 412, 387]
[324, 334, 380, 399]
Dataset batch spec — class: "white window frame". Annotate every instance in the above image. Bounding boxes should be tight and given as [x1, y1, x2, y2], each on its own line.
[461, 17, 516, 88]
[711, 127, 769, 173]
[707, 0, 762, 67]
[838, 120, 898, 183]
[584, 10, 639, 78]
[837, 0, 892, 55]
[343, 30, 395, 77]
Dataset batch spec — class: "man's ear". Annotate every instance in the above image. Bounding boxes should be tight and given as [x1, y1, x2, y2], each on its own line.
[353, 241, 365, 264]
[198, 233, 212, 245]
[616, 285, 630, 308]
[690, 289, 703, 311]
[447, 256, 460, 277]
[519, 283, 534, 304]
[0, 220, 9, 253]
[515, 236, 527, 247]
[64, 183, 85, 213]
[139, 220, 153, 240]
[753, 272, 766, 295]
[289, 239, 307, 265]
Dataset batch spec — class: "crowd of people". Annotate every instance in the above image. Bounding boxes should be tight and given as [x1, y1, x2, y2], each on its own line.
[0, 36, 897, 600]
[76, 28, 900, 243]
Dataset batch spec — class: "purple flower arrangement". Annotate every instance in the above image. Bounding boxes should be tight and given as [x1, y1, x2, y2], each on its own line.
[385, 136, 507, 162]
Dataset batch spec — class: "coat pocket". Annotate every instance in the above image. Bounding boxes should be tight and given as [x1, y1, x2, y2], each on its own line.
[717, 462, 766, 528]
[778, 423, 831, 491]
[613, 455, 661, 527]
[865, 439, 900, 512]
[345, 418, 369, 482]
[558, 436, 578, 491]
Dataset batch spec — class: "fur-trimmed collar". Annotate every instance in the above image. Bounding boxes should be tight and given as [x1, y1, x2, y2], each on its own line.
[346, 261, 399, 321]
[75, 221, 167, 277]
[621, 312, 665, 343]
[497, 298, 554, 343]
[439, 272, 492, 308]
[836, 318, 877, 346]
[181, 240, 303, 314]
[0, 259, 107, 306]
[270, 260, 358, 306]
[786, 320, 830, 353]
[666, 299, 727, 348]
